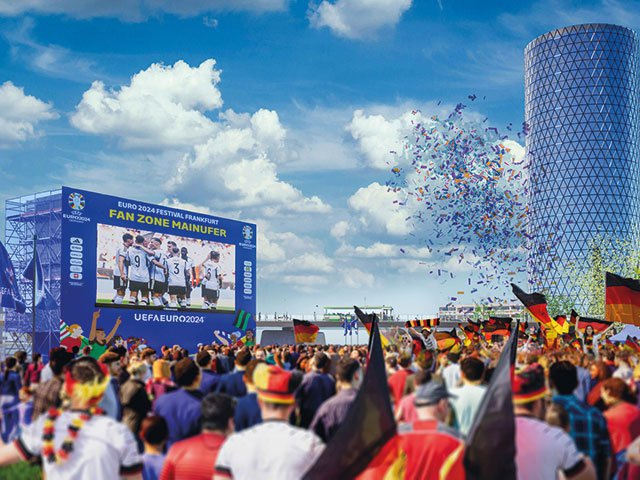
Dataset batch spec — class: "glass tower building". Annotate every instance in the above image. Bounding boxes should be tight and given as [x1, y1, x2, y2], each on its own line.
[525, 24, 640, 305]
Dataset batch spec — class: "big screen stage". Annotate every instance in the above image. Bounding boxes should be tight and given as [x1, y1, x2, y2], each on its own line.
[60, 187, 256, 350]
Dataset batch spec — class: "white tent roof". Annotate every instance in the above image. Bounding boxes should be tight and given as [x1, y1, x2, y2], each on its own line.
[609, 324, 640, 342]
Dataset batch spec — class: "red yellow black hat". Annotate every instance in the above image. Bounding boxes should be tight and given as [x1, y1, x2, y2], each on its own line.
[513, 363, 548, 404]
[253, 364, 301, 405]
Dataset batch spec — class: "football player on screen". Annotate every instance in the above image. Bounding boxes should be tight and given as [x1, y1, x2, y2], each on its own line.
[148, 237, 169, 307]
[123, 235, 163, 306]
[180, 246, 196, 307]
[201, 251, 223, 309]
[112, 233, 134, 305]
[167, 247, 188, 308]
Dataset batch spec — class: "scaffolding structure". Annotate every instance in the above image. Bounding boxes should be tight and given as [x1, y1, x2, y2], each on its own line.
[4, 190, 62, 356]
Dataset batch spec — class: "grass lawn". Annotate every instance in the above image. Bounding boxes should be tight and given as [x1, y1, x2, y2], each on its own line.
[0, 462, 42, 479]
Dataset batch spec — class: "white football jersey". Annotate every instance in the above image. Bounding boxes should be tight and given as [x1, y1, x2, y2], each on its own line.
[113, 246, 128, 277]
[151, 250, 167, 282]
[126, 247, 150, 282]
[203, 260, 221, 289]
[167, 256, 187, 287]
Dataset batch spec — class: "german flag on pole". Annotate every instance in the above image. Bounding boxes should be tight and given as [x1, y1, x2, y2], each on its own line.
[405, 318, 440, 329]
[293, 319, 319, 344]
[355, 307, 390, 348]
[464, 321, 518, 479]
[572, 309, 612, 334]
[605, 272, 640, 325]
[511, 284, 553, 326]
[304, 307, 400, 479]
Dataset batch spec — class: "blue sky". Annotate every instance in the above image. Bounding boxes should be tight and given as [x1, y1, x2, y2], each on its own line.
[0, 0, 638, 316]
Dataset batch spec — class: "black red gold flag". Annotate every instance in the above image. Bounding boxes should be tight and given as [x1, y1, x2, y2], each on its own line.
[293, 319, 319, 344]
[571, 309, 612, 334]
[304, 307, 399, 479]
[605, 272, 640, 325]
[511, 284, 553, 326]
[464, 321, 518, 480]
[355, 307, 390, 348]
[405, 318, 440, 329]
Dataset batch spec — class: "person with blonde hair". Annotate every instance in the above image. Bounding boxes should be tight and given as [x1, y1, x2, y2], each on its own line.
[120, 361, 152, 438]
[0, 356, 142, 479]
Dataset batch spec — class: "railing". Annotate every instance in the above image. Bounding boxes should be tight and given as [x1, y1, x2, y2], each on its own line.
[256, 313, 440, 323]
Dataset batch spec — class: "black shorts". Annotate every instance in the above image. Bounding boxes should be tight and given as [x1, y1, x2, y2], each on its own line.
[168, 286, 187, 296]
[113, 276, 125, 290]
[151, 280, 167, 294]
[203, 287, 219, 302]
[129, 280, 149, 293]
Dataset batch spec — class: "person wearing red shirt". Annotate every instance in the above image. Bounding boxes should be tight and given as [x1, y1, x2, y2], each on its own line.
[388, 356, 414, 408]
[397, 380, 465, 480]
[601, 378, 640, 479]
[23, 353, 43, 387]
[160, 393, 235, 480]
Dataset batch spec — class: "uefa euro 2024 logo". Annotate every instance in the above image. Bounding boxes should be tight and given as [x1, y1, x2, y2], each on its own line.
[242, 225, 253, 241]
[68, 193, 85, 211]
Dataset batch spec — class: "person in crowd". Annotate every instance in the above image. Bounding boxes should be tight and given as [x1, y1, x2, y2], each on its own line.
[601, 378, 640, 479]
[449, 356, 487, 436]
[0, 356, 143, 479]
[310, 358, 362, 442]
[214, 364, 324, 479]
[396, 369, 431, 424]
[216, 348, 251, 397]
[234, 359, 263, 432]
[295, 352, 336, 428]
[0, 357, 22, 442]
[216, 347, 232, 374]
[13, 351, 27, 378]
[121, 361, 153, 439]
[587, 360, 612, 411]
[546, 402, 570, 432]
[196, 350, 220, 395]
[141, 348, 157, 383]
[385, 356, 399, 376]
[98, 351, 123, 420]
[441, 352, 462, 391]
[390, 380, 464, 479]
[32, 347, 72, 420]
[23, 352, 43, 388]
[549, 361, 612, 480]
[513, 364, 596, 480]
[140, 416, 168, 480]
[161, 394, 235, 480]
[612, 352, 634, 382]
[154, 358, 204, 448]
[146, 359, 176, 408]
[388, 355, 414, 408]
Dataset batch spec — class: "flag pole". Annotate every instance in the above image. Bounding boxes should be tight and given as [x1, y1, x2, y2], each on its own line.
[31, 234, 36, 355]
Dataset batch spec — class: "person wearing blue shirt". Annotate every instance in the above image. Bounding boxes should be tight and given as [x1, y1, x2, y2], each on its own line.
[154, 358, 203, 448]
[216, 349, 251, 398]
[0, 357, 22, 442]
[234, 359, 263, 432]
[196, 350, 221, 395]
[549, 360, 612, 480]
[295, 352, 336, 428]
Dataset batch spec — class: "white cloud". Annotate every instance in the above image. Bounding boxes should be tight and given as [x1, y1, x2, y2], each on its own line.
[330, 220, 351, 239]
[0, 0, 288, 20]
[71, 60, 222, 148]
[168, 109, 330, 216]
[309, 0, 412, 39]
[281, 274, 330, 287]
[0, 81, 57, 143]
[336, 242, 430, 259]
[347, 182, 414, 236]
[341, 267, 374, 288]
[346, 108, 416, 168]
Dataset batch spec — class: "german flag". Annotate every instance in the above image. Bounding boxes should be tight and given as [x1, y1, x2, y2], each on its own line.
[552, 315, 569, 335]
[482, 317, 512, 342]
[572, 309, 612, 334]
[355, 307, 390, 348]
[624, 336, 640, 354]
[293, 319, 319, 344]
[405, 318, 440, 329]
[304, 306, 400, 479]
[459, 320, 482, 345]
[605, 272, 640, 325]
[434, 329, 462, 352]
[464, 321, 518, 478]
[511, 284, 553, 326]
